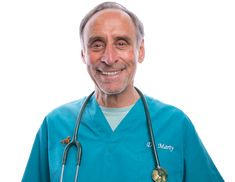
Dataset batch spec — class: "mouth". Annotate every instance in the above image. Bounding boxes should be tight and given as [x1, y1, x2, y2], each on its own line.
[97, 68, 125, 76]
[101, 70, 121, 76]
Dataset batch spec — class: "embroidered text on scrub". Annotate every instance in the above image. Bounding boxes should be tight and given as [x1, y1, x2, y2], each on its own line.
[158, 143, 174, 152]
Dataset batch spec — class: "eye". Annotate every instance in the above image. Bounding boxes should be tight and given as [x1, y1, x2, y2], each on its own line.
[90, 40, 105, 51]
[115, 40, 128, 49]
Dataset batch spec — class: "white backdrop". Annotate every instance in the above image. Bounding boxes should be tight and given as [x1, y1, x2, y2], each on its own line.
[0, 0, 234, 181]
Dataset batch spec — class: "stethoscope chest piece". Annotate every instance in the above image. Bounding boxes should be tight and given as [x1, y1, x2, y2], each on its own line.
[152, 167, 168, 182]
[60, 89, 169, 182]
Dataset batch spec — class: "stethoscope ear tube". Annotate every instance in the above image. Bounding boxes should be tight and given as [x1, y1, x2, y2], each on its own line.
[60, 89, 167, 182]
[135, 87, 168, 182]
[135, 87, 161, 168]
[73, 91, 95, 142]
[60, 91, 94, 182]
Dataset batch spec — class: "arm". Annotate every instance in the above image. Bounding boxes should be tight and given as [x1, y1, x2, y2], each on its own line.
[183, 117, 224, 182]
[22, 119, 50, 182]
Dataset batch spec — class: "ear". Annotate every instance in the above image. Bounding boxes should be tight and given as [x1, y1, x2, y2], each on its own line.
[81, 49, 86, 64]
[138, 39, 145, 63]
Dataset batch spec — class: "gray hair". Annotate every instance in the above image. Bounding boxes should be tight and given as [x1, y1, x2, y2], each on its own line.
[79, 2, 144, 46]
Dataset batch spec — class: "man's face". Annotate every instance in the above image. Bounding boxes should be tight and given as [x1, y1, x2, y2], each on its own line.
[81, 9, 144, 95]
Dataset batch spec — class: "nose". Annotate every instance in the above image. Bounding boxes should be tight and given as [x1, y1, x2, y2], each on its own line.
[101, 44, 118, 65]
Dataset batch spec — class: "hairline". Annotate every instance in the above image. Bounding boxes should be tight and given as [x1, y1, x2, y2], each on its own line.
[79, 2, 144, 48]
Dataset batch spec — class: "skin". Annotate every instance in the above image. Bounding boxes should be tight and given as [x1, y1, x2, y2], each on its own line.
[81, 9, 145, 107]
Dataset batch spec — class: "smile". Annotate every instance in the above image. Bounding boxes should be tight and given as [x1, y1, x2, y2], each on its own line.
[97, 68, 125, 76]
[101, 71, 120, 76]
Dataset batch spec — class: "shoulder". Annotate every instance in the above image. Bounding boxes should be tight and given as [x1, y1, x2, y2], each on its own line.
[50, 98, 85, 115]
[145, 95, 185, 116]
[42, 97, 88, 126]
[145, 95, 192, 127]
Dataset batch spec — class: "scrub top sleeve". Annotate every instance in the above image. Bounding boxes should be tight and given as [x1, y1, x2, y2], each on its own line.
[22, 118, 50, 182]
[182, 117, 224, 182]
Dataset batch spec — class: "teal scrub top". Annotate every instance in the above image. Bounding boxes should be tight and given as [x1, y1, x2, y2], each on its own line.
[22, 95, 224, 182]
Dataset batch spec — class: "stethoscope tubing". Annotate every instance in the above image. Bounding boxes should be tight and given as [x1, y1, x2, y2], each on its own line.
[135, 87, 161, 169]
[60, 91, 94, 182]
[60, 88, 161, 181]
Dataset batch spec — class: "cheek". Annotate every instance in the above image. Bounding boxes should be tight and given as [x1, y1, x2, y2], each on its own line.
[117, 49, 136, 62]
[85, 51, 101, 65]
[86, 49, 137, 65]
[125, 51, 139, 65]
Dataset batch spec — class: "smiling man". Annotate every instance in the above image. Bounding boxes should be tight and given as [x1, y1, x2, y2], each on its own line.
[81, 7, 144, 107]
[22, 2, 224, 182]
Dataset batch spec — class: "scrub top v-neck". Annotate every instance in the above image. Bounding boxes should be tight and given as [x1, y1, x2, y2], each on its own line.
[22, 95, 224, 182]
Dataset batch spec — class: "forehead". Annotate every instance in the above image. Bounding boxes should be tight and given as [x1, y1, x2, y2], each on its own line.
[83, 9, 136, 39]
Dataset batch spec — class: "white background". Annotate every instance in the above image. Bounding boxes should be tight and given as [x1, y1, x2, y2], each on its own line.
[0, 0, 234, 181]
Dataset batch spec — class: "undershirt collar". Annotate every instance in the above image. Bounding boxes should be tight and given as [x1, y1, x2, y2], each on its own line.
[100, 104, 134, 131]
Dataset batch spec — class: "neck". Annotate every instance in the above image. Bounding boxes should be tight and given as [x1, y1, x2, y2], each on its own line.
[95, 86, 139, 108]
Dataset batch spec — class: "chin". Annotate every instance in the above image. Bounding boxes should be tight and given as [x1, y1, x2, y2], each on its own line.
[99, 85, 126, 95]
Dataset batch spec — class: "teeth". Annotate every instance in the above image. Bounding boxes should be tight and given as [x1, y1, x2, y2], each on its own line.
[102, 71, 119, 76]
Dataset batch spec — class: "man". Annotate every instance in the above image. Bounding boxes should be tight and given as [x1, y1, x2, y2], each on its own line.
[22, 2, 224, 182]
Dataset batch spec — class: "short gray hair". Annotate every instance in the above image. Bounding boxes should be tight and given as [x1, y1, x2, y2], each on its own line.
[79, 2, 144, 46]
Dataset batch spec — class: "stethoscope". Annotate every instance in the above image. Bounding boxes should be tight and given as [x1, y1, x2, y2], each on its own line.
[60, 87, 168, 182]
